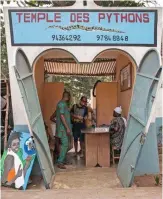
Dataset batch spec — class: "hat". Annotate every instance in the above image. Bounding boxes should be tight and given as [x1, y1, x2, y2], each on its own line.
[114, 106, 122, 114]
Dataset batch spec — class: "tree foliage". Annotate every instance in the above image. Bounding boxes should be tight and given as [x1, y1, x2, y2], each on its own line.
[94, 0, 145, 7]
[1, 0, 158, 7]
[49, 75, 112, 104]
[1, 21, 9, 78]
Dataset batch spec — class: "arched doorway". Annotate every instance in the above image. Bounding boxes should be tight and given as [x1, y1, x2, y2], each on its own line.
[33, 48, 137, 127]
[14, 48, 161, 189]
[33, 48, 137, 171]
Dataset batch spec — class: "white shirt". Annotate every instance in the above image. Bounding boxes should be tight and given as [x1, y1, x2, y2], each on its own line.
[7, 149, 24, 189]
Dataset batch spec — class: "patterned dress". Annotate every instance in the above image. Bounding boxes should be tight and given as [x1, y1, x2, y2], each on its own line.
[110, 117, 126, 150]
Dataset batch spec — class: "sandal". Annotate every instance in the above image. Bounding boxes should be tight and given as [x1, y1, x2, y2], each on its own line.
[57, 163, 66, 169]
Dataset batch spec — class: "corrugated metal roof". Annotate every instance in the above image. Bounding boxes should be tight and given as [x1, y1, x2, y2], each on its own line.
[44, 58, 116, 77]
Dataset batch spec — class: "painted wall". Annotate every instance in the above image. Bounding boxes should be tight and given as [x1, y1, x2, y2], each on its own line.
[116, 54, 135, 118]
[34, 56, 44, 111]
[3, 6, 163, 126]
[34, 58, 64, 127]
[96, 82, 117, 126]
[43, 82, 64, 128]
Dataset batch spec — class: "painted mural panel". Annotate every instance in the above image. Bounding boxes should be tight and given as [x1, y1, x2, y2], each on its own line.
[0, 131, 36, 190]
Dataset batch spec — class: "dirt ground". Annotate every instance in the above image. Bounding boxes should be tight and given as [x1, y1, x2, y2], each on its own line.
[1, 187, 162, 199]
[134, 161, 162, 187]
[135, 174, 162, 187]
[53, 167, 122, 189]
[2, 166, 162, 199]
[1, 152, 162, 198]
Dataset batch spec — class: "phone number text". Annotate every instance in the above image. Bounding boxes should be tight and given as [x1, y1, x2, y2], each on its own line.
[52, 35, 81, 41]
[97, 35, 129, 42]
[51, 35, 129, 42]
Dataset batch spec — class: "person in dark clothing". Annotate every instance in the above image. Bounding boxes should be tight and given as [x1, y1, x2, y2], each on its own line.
[71, 96, 88, 158]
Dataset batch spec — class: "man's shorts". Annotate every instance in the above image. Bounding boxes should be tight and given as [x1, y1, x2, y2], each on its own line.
[72, 123, 85, 142]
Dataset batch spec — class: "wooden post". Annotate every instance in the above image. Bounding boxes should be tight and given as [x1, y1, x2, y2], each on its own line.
[4, 80, 9, 149]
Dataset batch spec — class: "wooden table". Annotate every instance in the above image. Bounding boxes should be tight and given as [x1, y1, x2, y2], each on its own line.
[83, 130, 110, 167]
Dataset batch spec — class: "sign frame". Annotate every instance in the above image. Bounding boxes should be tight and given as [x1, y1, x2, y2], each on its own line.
[8, 9, 158, 47]
[120, 62, 132, 92]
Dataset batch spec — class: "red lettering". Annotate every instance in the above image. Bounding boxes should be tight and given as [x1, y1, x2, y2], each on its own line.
[114, 13, 120, 22]
[135, 13, 142, 23]
[70, 13, 89, 22]
[70, 13, 75, 22]
[119, 13, 149, 23]
[16, 13, 23, 23]
[15, 12, 150, 24]
[31, 13, 37, 22]
[46, 13, 53, 22]
[54, 13, 61, 22]
[143, 13, 149, 23]
[77, 13, 83, 22]
[98, 13, 105, 23]
[121, 13, 127, 22]
[24, 13, 30, 22]
[83, 13, 89, 22]
[128, 13, 135, 23]
[37, 13, 45, 22]
[106, 13, 112, 22]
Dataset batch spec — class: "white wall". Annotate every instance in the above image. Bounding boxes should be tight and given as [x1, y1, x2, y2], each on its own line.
[3, 5, 163, 125]
[155, 30, 163, 119]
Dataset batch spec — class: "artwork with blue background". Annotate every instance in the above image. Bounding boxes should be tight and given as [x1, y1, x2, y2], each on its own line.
[0, 131, 36, 190]
[9, 10, 157, 46]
